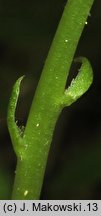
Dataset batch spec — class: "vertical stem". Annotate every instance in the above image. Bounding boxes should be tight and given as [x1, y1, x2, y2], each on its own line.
[11, 0, 94, 199]
[25, 0, 94, 136]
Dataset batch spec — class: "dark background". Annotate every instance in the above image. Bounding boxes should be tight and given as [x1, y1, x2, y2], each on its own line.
[0, 0, 101, 199]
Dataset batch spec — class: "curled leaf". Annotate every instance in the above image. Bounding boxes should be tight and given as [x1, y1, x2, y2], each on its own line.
[7, 76, 25, 155]
[62, 57, 93, 106]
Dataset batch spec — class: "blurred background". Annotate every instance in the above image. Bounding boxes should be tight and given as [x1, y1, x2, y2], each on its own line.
[0, 0, 101, 199]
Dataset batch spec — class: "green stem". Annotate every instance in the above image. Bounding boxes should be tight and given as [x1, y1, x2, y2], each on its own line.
[8, 0, 94, 199]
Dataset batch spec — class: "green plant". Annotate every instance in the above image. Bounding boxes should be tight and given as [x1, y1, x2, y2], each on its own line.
[7, 0, 94, 199]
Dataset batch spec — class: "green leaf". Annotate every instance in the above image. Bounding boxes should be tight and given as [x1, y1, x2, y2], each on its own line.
[62, 57, 93, 106]
[7, 76, 25, 156]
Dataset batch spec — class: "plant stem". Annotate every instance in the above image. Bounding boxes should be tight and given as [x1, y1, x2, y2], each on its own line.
[8, 0, 94, 199]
